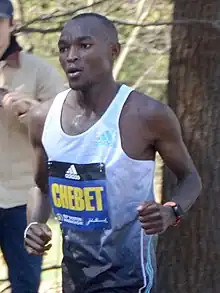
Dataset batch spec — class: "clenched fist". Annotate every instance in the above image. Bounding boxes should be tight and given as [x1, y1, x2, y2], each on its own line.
[24, 223, 52, 256]
[137, 201, 176, 235]
[2, 88, 38, 118]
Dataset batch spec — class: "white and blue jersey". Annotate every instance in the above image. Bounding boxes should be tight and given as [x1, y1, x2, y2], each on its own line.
[42, 85, 157, 293]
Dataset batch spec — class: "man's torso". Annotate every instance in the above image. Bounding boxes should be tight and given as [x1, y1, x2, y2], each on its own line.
[41, 85, 159, 292]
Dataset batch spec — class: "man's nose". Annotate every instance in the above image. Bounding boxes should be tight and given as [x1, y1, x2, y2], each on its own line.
[66, 46, 79, 62]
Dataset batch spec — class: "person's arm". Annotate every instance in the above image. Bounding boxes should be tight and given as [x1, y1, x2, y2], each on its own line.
[26, 122, 51, 224]
[24, 102, 53, 255]
[2, 58, 65, 127]
[2, 91, 40, 127]
[154, 104, 202, 212]
[138, 103, 202, 234]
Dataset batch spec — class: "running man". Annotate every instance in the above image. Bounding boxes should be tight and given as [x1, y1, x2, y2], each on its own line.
[24, 13, 202, 293]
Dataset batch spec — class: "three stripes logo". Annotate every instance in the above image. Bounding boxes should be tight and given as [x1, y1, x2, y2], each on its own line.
[65, 164, 80, 180]
[96, 130, 114, 147]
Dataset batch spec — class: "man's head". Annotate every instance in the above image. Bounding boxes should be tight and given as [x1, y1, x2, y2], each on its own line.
[0, 0, 14, 58]
[58, 13, 120, 90]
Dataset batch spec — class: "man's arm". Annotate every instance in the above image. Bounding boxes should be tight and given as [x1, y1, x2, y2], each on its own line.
[27, 101, 52, 224]
[153, 104, 202, 213]
[26, 143, 51, 225]
[137, 102, 202, 235]
[24, 102, 53, 255]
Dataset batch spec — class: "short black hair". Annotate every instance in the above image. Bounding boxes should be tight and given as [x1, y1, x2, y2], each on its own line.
[71, 12, 118, 43]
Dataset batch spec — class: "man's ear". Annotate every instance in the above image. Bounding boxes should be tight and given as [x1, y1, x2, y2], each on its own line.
[112, 42, 121, 61]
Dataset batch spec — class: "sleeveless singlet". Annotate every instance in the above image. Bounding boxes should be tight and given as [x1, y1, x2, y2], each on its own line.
[42, 84, 157, 293]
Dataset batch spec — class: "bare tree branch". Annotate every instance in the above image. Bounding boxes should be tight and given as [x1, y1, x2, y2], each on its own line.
[15, 27, 62, 34]
[14, 0, 106, 33]
[12, 0, 34, 50]
[113, 0, 155, 79]
[111, 18, 220, 28]
[87, 0, 94, 12]
[14, 18, 220, 34]
[132, 55, 164, 88]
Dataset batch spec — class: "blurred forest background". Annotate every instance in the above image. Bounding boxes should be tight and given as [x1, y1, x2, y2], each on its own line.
[13, 0, 171, 98]
[0, 0, 220, 292]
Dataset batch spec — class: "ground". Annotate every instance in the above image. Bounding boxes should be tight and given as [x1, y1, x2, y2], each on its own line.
[0, 156, 163, 293]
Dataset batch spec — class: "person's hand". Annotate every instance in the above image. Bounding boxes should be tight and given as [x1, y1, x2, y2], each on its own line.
[137, 201, 176, 235]
[2, 86, 38, 117]
[0, 88, 9, 105]
[24, 223, 52, 256]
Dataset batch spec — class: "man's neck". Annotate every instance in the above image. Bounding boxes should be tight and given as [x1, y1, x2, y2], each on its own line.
[76, 78, 120, 116]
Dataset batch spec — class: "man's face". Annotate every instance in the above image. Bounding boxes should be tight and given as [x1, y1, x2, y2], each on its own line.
[0, 18, 12, 58]
[58, 18, 118, 90]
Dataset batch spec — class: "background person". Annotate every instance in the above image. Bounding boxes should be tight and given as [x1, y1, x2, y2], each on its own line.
[0, 0, 65, 292]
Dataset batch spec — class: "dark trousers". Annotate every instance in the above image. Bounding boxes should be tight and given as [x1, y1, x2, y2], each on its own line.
[0, 205, 42, 293]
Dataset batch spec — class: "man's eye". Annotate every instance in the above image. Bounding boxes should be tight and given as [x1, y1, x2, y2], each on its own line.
[80, 44, 91, 49]
[59, 47, 68, 53]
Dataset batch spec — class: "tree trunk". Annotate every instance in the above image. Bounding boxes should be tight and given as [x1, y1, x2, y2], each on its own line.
[156, 1, 220, 293]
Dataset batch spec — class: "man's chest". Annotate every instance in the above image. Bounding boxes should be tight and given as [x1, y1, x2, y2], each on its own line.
[61, 105, 155, 161]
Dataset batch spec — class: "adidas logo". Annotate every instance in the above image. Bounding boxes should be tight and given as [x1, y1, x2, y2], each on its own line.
[65, 164, 80, 180]
[96, 130, 114, 147]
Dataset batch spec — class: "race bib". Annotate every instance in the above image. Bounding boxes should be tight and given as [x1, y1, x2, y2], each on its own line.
[48, 161, 111, 231]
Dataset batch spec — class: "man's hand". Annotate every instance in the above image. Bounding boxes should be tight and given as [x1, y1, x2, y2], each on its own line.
[0, 88, 9, 105]
[2, 86, 38, 118]
[137, 201, 176, 235]
[24, 223, 52, 256]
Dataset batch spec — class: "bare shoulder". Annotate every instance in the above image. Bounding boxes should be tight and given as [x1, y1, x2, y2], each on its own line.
[28, 99, 54, 144]
[130, 90, 173, 119]
[129, 90, 180, 139]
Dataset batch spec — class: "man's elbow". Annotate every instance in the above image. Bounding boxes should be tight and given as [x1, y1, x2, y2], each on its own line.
[34, 175, 48, 196]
